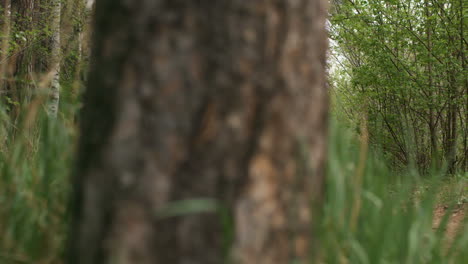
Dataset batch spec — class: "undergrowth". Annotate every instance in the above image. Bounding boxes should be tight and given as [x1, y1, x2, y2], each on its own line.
[321, 119, 467, 263]
[0, 105, 466, 263]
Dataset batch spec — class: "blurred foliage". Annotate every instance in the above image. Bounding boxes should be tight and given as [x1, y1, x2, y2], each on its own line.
[329, 0, 467, 174]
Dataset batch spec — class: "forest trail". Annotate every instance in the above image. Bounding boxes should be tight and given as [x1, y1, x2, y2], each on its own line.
[432, 203, 467, 245]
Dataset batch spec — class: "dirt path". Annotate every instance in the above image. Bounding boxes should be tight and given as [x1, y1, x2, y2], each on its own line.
[432, 203, 466, 244]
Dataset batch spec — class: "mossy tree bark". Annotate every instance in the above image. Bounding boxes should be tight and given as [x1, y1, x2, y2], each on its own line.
[70, 1, 328, 264]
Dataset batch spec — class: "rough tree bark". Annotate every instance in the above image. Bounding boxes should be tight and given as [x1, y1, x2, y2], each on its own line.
[70, 1, 328, 264]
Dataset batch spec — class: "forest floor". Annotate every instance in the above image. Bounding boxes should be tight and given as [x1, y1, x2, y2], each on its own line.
[431, 177, 467, 245]
[432, 203, 466, 244]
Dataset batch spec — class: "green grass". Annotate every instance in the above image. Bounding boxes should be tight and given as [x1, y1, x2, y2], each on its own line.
[321, 120, 467, 264]
[0, 100, 74, 264]
[0, 104, 466, 263]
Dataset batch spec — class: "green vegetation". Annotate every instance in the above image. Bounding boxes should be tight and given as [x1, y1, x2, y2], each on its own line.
[322, 120, 467, 263]
[329, 0, 467, 174]
[0, 111, 465, 263]
[0, 103, 73, 263]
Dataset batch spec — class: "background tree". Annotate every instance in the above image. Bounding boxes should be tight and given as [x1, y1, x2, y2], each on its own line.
[0, 0, 11, 90]
[0, 1, 91, 262]
[70, 0, 329, 264]
[0, 0, 88, 120]
[329, 0, 467, 173]
[8, 0, 35, 112]
[47, 0, 61, 116]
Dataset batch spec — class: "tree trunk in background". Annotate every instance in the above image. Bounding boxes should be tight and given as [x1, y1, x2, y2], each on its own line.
[0, 0, 11, 92]
[13, 0, 34, 84]
[0, 0, 11, 150]
[9, 0, 34, 115]
[459, 0, 467, 172]
[70, 1, 328, 264]
[78, 0, 93, 82]
[47, 0, 61, 116]
[424, 0, 439, 169]
[446, 72, 458, 174]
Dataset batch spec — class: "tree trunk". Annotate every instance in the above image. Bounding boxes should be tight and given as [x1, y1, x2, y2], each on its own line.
[70, 1, 329, 264]
[425, 0, 439, 169]
[47, 0, 61, 117]
[0, 0, 11, 90]
[446, 72, 458, 174]
[9, 0, 34, 114]
[0, 0, 11, 151]
[459, 0, 467, 171]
